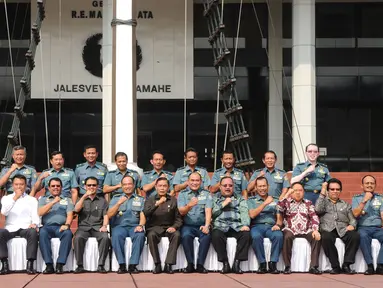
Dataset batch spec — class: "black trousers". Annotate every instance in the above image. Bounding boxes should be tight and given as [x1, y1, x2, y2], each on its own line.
[0, 228, 38, 260]
[73, 229, 110, 266]
[321, 229, 360, 268]
[211, 229, 250, 262]
[146, 228, 181, 265]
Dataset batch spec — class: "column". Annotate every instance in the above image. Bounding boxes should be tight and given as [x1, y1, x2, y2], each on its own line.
[292, 0, 316, 166]
[102, 0, 137, 164]
[268, 0, 284, 168]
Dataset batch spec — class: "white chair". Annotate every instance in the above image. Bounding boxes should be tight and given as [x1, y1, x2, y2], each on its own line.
[1, 238, 38, 271]
[73, 237, 110, 271]
[36, 238, 75, 272]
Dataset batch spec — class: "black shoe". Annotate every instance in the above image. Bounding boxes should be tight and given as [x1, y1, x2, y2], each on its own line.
[0, 259, 10, 275]
[232, 260, 243, 274]
[329, 267, 341, 275]
[365, 264, 375, 275]
[128, 264, 139, 274]
[55, 263, 64, 274]
[268, 262, 280, 274]
[220, 262, 231, 274]
[183, 263, 195, 273]
[164, 263, 174, 274]
[74, 265, 86, 274]
[26, 260, 36, 275]
[97, 265, 107, 274]
[309, 267, 322, 275]
[283, 266, 292, 274]
[341, 263, 356, 275]
[153, 263, 162, 274]
[43, 263, 55, 274]
[196, 264, 208, 274]
[117, 264, 127, 274]
[257, 262, 267, 274]
[375, 264, 383, 275]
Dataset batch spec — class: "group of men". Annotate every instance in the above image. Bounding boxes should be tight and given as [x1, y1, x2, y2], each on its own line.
[0, 144, 382, 276]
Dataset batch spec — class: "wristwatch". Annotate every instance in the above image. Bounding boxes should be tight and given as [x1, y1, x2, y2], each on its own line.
[65, 224, 70, 228]
[362, 200, 368, 204]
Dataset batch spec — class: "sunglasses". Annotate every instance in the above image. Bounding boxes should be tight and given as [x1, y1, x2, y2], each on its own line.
[50, 185, 61, 188]
[86, 184, 97, 187]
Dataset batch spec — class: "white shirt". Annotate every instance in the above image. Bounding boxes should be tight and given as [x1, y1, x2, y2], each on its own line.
[1, 192, 40, 232]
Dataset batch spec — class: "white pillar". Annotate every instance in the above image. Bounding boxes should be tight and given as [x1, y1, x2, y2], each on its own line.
[268, 0, 284, 168]
[102, 0, 113, 165]
[292, 0, 316, 166]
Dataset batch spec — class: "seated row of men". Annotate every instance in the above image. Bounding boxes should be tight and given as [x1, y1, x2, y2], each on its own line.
[0, 144, 330, 207]
[0, 171, 382, 276]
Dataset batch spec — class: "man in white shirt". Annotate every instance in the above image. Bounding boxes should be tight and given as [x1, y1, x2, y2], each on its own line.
[0, 174, 39, 275]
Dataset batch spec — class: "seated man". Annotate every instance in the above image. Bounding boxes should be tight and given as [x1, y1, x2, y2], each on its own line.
[0, 175, 39, 274]
[108, 175, 145, 274]
[315, 178, 359, 274]
[38, 177, 74, 274]
[73, 176, 110, 273]
[211, 176, 250, 274]
[178, 172, 212, 273]
[248, 176, 283, 274]
[276, 182, 321, 275]
[144, 177, 182, 274]
[352, 175, 383, 275]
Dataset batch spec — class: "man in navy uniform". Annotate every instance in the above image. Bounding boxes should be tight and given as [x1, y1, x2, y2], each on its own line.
[108, 175, 145, 274]
[178, 172, 212, 273]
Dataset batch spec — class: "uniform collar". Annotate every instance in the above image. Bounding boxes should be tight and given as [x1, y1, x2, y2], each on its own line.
[263, 167, 276, 174]
[151, 169, 164, 175]
[186, 165, 198, 172]
[51, 167, 66, 173]
[47, 194, 65, 199]
[86, 162, 99, 169]
[255, 194, 268, 201]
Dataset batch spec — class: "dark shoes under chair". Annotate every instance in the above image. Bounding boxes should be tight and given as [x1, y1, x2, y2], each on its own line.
[309, 266, 322, 275]
[26, 260, 36, 275]
[43, 263, 55, 274]
[183, 263, 208, 274]
[0, 259, 9, 275]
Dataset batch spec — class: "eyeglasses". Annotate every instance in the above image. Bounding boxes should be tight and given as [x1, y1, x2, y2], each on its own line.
[221, 184, 233, 188]
[86, 184, 97, 187]
[50, 185, 61, 188]
[329, 188, 341, 191]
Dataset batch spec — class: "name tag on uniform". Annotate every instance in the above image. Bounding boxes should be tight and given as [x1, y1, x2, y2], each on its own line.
[233, 176, 241, 180]
[372, 199, 381, 207]
[198, 196, 206, 201]
[62, 173, 69, 177]
[60, 199, 68, 205]
[132, 201, 141, 207]
[23, 169, 31, 175]
[97, 171, 105, 176]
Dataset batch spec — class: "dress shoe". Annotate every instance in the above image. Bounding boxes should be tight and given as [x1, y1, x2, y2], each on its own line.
[26, 260, 36, 275]
[283, 266, 292, 274]
[164, 263, 174, 274]
[117, 264, 127, 274]
[309, 267, 322, 275]
[128, 264, 139, 274]
[329, 267, 341, 275]
[97, 265, 107, 274]
[55, 263, 64, 274]
[153, 263, 162, 274]
[43, 264, 55, 274]
[183, 263, 195, 273]
[196, 264, 208, 274]
[74, 265, 86, 274]
[341, 264, 355, 275]
[268, 262, 279, 274]
[220, 262, 231, 274]
[364, 264, 375, 275]
[375, 264, 383, 275]
[0, 259, 10, 275]
[232, 260, 243, 274]
[257, 262, 267, 274]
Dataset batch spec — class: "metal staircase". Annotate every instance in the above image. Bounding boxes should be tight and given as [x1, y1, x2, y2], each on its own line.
[0, 0, 46, 168]
[202, 0, 255, 171]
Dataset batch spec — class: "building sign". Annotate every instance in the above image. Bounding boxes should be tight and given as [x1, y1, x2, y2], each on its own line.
[31, 0, 193, 99]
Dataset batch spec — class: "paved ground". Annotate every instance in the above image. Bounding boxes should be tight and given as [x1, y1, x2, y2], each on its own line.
[3, 272, 383, 288]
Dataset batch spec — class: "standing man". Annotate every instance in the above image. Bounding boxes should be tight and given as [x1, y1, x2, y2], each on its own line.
[173, 148, 210, 194]
[0, 175, 40, 275]
[144, 177, 182, 274]
[73, 176, 110, 273]
[291, 143, 331, 204]
[104, 152, 141, 198]
[276, 182, 322, 275]
[178, 172, 212, 273]
[34, 151, 79, 204]
[248, 177, 283, 274]
[0, 146, 37, 196]
[211, 176, 250, 274]
[75, 145, 108, 197]
[38, 177, 74, 274]
[315, 178, 359, 274]
[247, 151, 289, 199]
[352, 175, 383, 275]
[210, 150, 248, 199]
[107, 175, 146, 274]
[141, 151, 174, 198]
